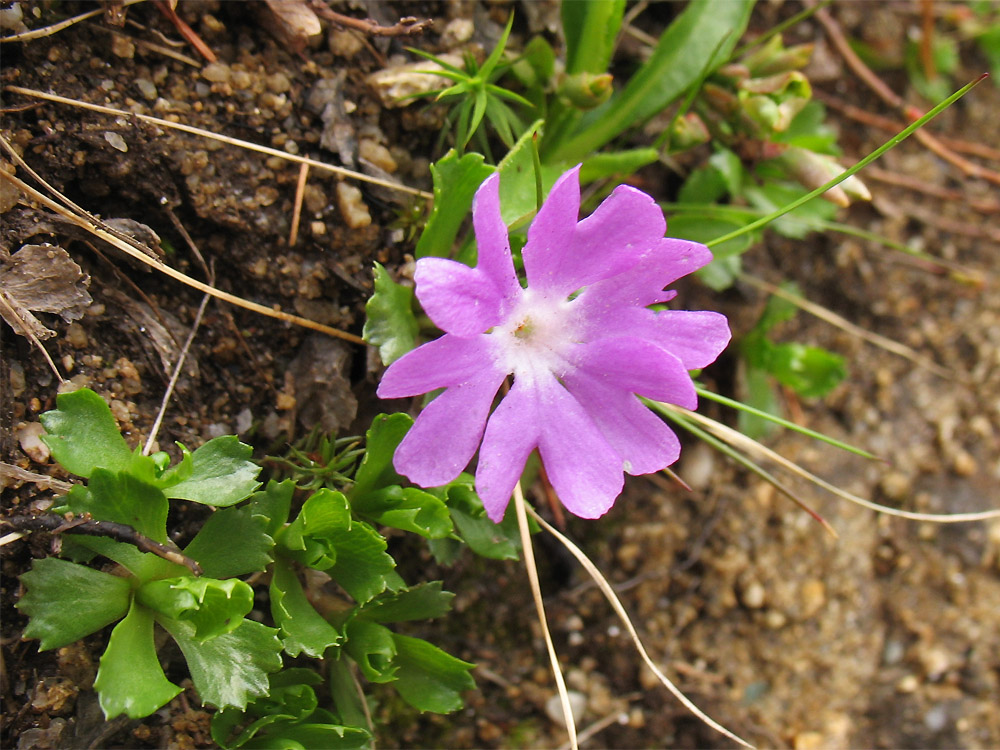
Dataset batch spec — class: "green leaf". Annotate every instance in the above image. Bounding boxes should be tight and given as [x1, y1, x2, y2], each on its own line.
[160, 617, 283, 711]
[137, 577, 253, 641]
[63, 469, 169, 542]
[345, 619, 398, 683]
[350, 413, 412, 499]
[278, 488, 352, 569]
[248, 479, 295, 537]
[326, 520, 399, 605]
[360, 581, 454, 623]
[154, 443, 194, 488]
[354, 485, 453, 539]
[578, 147, 659, 185]
[18, 557, 132, 651]
[391, 634, 475, 714]
[184, 504, 275, 579]
[744, 181, 838, 239]
[562, 0, 626, 75]
[39, 388, 132, 478]
[165, 436, 261, 507]
[737, 364, 781, 439]
[270, 558, 344, 658]
[414, 150, 495, 259]
[497, 120, 561, 227]
[362, 262, 419, 366]
[763, 342, 846, 398]
[445, 482, 521, 560]
[550, 0, 753, 162]
[59, 534, 178, 581]
[667, 214, 755, 291]
[95, 601, 182, 719]
[328, 659, 370, 733]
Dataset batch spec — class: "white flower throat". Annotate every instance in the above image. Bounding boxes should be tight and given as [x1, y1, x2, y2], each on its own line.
[490, 288, 580, 383]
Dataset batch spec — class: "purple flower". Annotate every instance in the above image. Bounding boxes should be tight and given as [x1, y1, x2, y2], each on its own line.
[378, 166, 730, 522]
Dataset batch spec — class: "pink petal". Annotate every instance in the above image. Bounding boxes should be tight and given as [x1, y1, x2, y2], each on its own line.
[534, 373, 624, 519]
[522, 166, 581, 293]
[579, 307, 731, 371]
[475, 379, 542, 522]
[562, 374, 681, 475]
[414, 258, 504, 337]
[578, 239, 712, 311]
[394, 368, 507, 487]
[378, 334, 499, 398]
[525, 174, 674, 297]
[643, 310, 732, 370]
[472, 173, 520, 302]
[570, 336, 697, 408]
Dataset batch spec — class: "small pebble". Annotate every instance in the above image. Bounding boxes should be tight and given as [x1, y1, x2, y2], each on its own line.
[65, 323, 88, 349]
[951, 450, 976, 477]
[544, 691, 586, 726]
[358, 138, 397, 173]
[17, 422, 49, 463]
[336, 182, 371, 228]
[104, 132, 128, 153]
[135, 79, 158, 100]
[202, 62, 231, 83]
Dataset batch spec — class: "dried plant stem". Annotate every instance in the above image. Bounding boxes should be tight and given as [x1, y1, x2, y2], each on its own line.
[289, 163, 309, 248]
[0, 0, 146, 43]
[667, 404, 1000, 524]
[527, 507, 755, 750]
[739, 273, 956, 381]
[0, 293, 65, 384]
[813, 5, 1000, 187]
[3, 86, 433, 199]
[1, 170, 366, 344]
[512, 482, 578, 750]
[143, 290, 211, 455]
[0, 514, 203, 574]
[862, 165, 1000, 214]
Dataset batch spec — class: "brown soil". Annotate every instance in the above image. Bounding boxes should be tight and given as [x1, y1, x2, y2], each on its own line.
[2, 2, 999, 749]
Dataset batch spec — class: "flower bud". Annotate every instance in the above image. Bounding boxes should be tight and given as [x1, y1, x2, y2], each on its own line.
[557, 72, 614, 109]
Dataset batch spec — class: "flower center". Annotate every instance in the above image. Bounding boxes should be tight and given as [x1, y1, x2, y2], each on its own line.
[491, 288, 579, 382]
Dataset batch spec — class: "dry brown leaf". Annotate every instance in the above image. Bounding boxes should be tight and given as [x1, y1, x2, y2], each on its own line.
[0, 244, 91, 340]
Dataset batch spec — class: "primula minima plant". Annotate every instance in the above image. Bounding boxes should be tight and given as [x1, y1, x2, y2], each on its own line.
[378, 167, 730, 521]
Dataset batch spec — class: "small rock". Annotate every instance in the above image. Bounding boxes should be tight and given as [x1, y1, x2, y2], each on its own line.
[135, 79, 158, 100]
[65, 322, 88, 348]
[951, 450, 977, 477]
[202, 62, 231, 83]
[266, 72, 292, 94]
[545, 691, 586, 727]
[110, 33, 135, 59]
[740, 579, 766, 609]
[358, 138, 398, 173]
[440, 18, 474, 48]
[17, 422, 49, 463]
[104, 132, 128, 153]
[879, 471, 911, 502]
[799, 579, 826, 618]
[328, 28, 364, 58]
[336, 182, 371, 228]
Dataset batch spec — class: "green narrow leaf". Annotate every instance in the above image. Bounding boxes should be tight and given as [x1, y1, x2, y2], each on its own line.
[18, 557, 132, 651]
[550, 0, 753, 162]
[184, 504, 275, 579]
[95, 601, 182, 719]
[562, 0, 626, 75]
[328, 659, 369, 733]
[362, 262, 419, 366]
[160, 617, 283, 711]
[390, 634, 475, 714]
[414, 150, 495, 259]
[360, 581, 454, 623]
[39, 388, 132, 478]
[137, 577, 254, 641]
[496, 119, 561, 227]
[63, 469, 169, 542]
[165, 436, 261, 507]
[345, 619, 398, 683]
[270, 558, 344, 658]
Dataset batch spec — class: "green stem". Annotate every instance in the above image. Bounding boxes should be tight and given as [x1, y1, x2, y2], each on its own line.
[706, 74, 988, 249]
[694, 386, 881, 460]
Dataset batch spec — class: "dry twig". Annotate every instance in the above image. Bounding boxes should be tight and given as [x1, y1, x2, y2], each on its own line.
[812, 4, 1000, 187]
[0, 514, 203, 575]
[309, 4, 432, 37]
